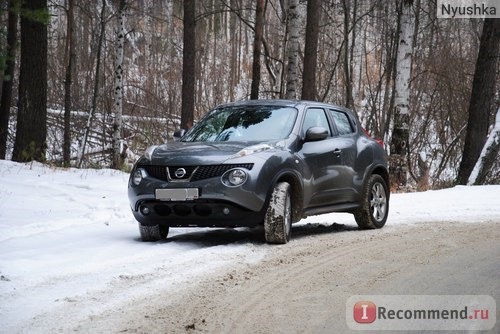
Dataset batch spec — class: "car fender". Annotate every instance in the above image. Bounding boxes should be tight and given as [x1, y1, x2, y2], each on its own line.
[362, 162, 390, 198]
[263, 167, 305, 223]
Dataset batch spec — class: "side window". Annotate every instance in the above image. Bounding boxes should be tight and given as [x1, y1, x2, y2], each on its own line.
[329, 110, 354, 135]
[302, 108, 331, 136]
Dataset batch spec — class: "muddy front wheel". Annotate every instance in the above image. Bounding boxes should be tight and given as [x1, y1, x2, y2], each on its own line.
[264, 182, 292, 244]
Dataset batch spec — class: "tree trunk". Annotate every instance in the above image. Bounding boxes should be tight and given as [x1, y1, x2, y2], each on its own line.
[468, 108, 500, 185]
[389, 0, 414, 189]
[181, 0, 195, 130]
[380, 4, 397, 139]
[77, 0, 106, 168]
[111, 0, 127, 169]
[284, 0, 300, 100]
[457, 18, 500, 185]
[0, 0, 18, 159]
[63, 0, 75, 167]
[301, 0, 320, 100]
[12, 0, 48, 162]
[229, 0, 237, 100]
[342, 0, 354, 109]
[250, 0, 264, 100]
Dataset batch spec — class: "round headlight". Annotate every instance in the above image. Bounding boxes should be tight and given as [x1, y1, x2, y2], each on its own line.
[222, 168, 248, 187]
[132, 169, 144, 185]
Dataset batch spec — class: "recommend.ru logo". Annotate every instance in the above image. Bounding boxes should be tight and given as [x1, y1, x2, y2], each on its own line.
[347, 295, 496, 331]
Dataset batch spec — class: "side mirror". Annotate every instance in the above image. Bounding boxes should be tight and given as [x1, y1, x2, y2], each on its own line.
[173, 129, 186, 142]
[305, 126, 328, 142]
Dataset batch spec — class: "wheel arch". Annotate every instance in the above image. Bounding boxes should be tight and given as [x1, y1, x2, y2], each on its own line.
[270, 170, 304, 223]
[370, 165, 390, 197]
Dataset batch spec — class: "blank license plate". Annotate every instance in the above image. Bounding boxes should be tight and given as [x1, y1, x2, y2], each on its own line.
[155, 188, 199, 201]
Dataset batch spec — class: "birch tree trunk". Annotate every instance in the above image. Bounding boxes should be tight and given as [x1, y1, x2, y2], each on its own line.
[284, 0, 300, 100]
[468, 108, 500, 185]
[0, 0, 18, 159]
[111, 0, 127, 169]
[63, 0, 75, 167]
[389, 0, 414, 189]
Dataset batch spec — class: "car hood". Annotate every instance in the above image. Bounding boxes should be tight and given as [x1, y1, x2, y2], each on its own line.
[151, 141, 261, 165]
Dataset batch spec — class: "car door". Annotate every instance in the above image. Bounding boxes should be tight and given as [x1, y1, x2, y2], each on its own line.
[325, 108, 359, 203]
[299, 107, 340, 207]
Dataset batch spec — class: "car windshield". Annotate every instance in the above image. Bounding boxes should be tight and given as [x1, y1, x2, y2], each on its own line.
[182, 105, 298, 142]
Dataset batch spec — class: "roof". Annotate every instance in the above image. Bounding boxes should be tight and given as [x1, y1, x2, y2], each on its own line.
[217, 99, 353, 114]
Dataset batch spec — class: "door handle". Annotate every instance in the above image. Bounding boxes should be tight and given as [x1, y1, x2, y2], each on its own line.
[333, 148, 342, 157]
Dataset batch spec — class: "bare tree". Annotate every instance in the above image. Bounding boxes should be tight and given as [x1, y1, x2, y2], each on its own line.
[77, 0, 106, 168]
[181, 0, 196, 130]
[457, 18, 500, 184]
[63, 0, 75, 166]
[301, 0, 319, 100]
[250, 0, 264, 100]
[0, 0, 18, 159]
[390, 0, 414, 188]
[284, 0, 300, 100]
[12, 0, 49, 162]
[341, 0, 356, 109]
[228, 0, 238, 100]
[111, 0, 127, 169]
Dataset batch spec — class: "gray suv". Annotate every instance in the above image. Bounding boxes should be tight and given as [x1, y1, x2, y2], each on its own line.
[128, 100, 389, 244]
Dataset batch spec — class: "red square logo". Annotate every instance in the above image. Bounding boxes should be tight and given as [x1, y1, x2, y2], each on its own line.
[353, 301, 376, 323]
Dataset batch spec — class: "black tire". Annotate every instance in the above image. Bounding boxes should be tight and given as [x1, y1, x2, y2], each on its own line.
[354, 174, 389, 229]
[264, 182, 292, 244]
[138, 223, 169, 241]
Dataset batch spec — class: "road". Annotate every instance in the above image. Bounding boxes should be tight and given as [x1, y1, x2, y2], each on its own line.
[67, 221, 499, 333]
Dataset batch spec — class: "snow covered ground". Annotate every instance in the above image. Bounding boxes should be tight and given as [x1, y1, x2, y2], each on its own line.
[0, 160, 499, 332]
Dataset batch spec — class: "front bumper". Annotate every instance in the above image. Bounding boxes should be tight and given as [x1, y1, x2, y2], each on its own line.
[131, 199, 264, 227]
[128, 162, 270, 227]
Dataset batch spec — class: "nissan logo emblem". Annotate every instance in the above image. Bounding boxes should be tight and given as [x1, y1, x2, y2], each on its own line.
[174, 168, 187, 178]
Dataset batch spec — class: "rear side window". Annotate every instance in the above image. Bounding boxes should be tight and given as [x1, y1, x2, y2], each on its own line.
[329, 110, 354, 135]
[302, 108, 331, 136]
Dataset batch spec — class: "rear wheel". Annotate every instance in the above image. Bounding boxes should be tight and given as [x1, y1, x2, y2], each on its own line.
[138, 223, 169, 241]
[354, 174, 389, 229]
[264, 182, 292, 244]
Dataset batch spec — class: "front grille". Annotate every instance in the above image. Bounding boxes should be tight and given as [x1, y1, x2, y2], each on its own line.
[138, 163, 254, 182]
[140, 165, 168, 181]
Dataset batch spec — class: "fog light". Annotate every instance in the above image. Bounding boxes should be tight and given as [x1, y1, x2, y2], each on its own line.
[140, 205, 150, 215]
[132, 169, 144, 185]
[222, 168, 248, 187]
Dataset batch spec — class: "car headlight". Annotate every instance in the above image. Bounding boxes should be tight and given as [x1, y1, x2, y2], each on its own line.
[221, 168, 248, 187]
[132, 168, 145, 186]
[144, 145, 158, 160]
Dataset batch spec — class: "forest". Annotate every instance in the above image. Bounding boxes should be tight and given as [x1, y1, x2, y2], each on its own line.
[0, 0, 499, 190]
